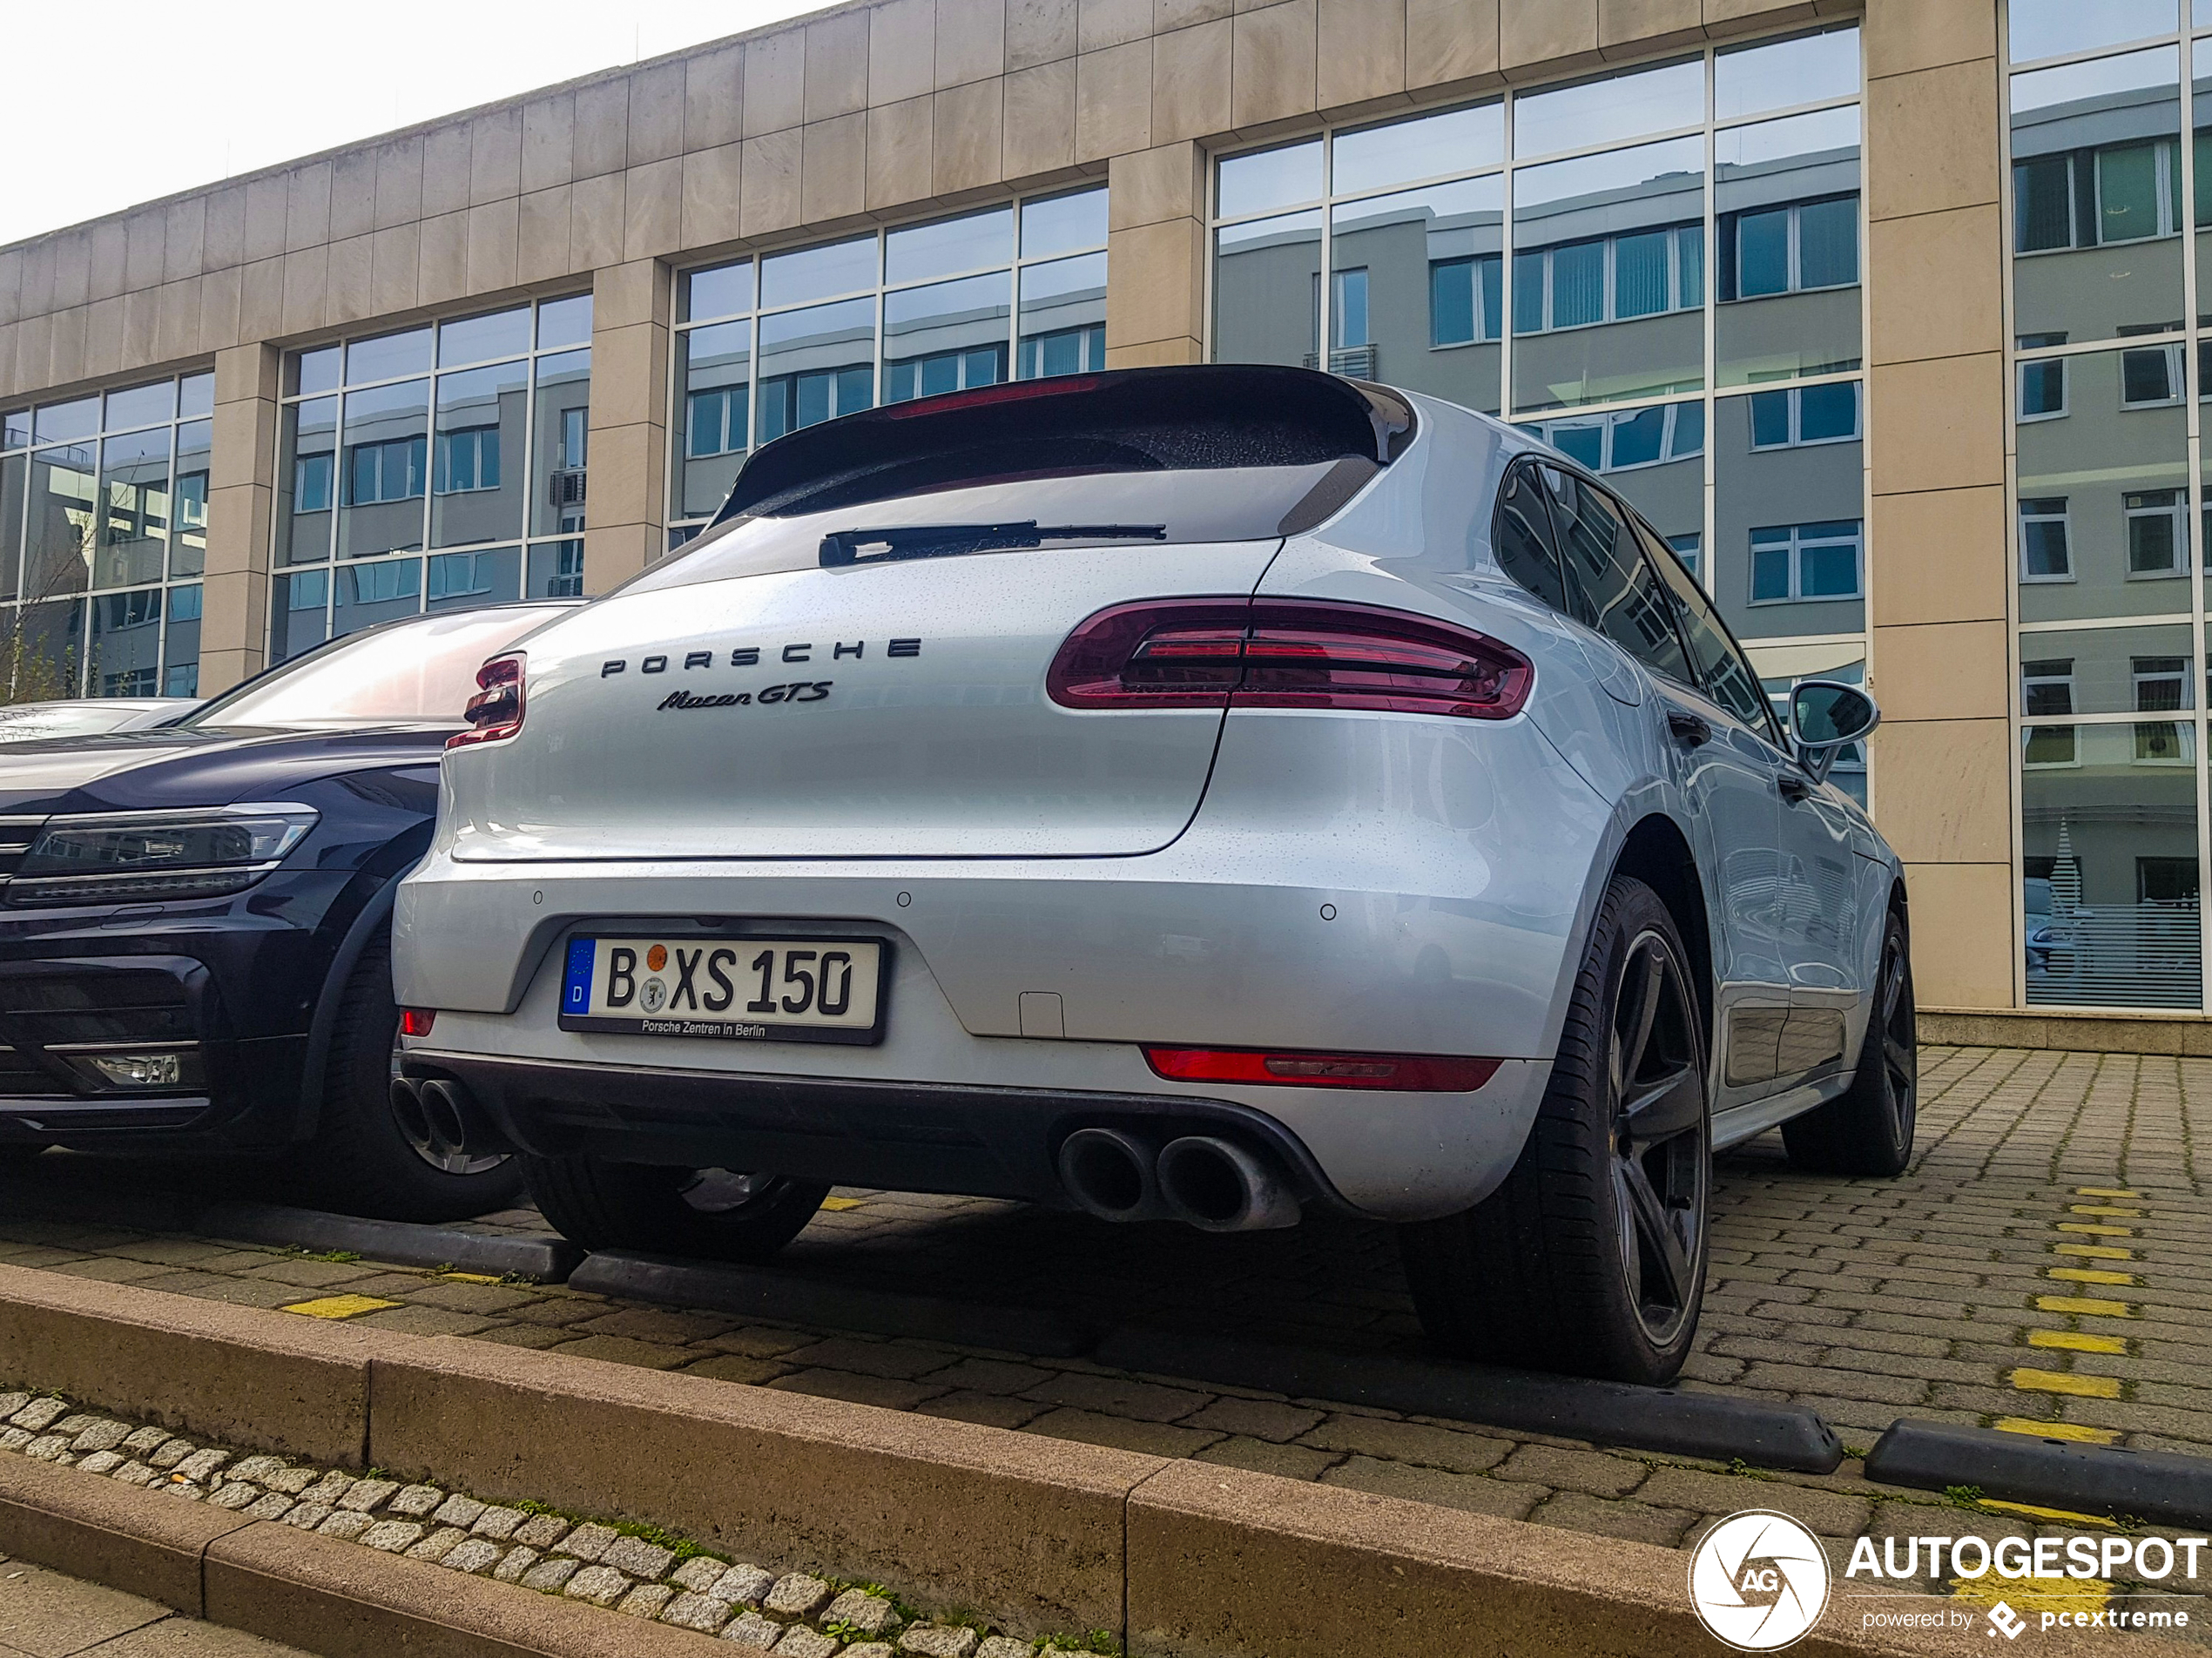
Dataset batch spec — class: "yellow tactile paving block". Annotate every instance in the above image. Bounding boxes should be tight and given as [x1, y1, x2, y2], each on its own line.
[2035, 1295, 2134, 1317]
[819, 1196, 867, 1211]
[2069, 1205, 2143, 1218]
[2027, 1331, 2128, 1355]
[280, 1295, 400, 1320]
[1993, 1416, 2120, 1444]
[2052, 1244, 2133, 1260]
[2009, 1367, 2121, 1399]
[2058, 1222, 2134, 1237]
[2074, 1188, 2141, 1199]
[441, 1272, 501, 1284]
[2047, 1266, 2138, 1286]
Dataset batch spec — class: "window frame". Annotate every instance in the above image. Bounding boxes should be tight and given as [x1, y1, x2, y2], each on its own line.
[2018, 495, 2074, 582]
[1747, 519, 1865, 604]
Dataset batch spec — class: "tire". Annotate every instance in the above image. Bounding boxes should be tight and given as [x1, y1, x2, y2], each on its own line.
[291, 933, 525, 1222]
[1781, 910, 1917, 1177]
[1398, 874, 1711, 1384]
[523, 1157, 830, 1263]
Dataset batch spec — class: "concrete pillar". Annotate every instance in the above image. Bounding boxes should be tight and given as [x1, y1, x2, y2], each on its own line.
[199, 341, 279, 694]
[582, 258, 670, 593]
[1104, 143, 1205, 368]
[1862, 0, 2013, 1009]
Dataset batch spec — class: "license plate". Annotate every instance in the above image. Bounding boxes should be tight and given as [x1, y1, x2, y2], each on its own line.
[558, 935, 887, 1045]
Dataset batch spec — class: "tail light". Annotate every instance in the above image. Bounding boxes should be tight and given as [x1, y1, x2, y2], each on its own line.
[400, 1008, 436, 1037]
[1049, 599, 1533, 718]
[1145, 1046, 1500, 1092]
[448, 653, 525, 749]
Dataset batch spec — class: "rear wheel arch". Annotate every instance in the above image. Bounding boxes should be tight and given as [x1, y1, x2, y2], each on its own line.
[1610, 812, 1715, 1052]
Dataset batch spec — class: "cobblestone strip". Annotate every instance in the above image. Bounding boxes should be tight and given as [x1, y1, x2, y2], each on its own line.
[0, 1386, 1075, 1658]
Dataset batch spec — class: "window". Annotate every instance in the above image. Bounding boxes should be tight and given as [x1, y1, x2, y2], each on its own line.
[2020, 496, 2072, 579]
[1747, 381, 1859, 448]
[433, 427, 500, 495]
[1332, 268, 1370, 347]
[2121, 344, 2184, 406]
[1491, 462, 1569, 613]
[2018, 357, 2067, 419]
[1667, 531, 1703, 581]
[1723, 196, 1859, 299]
[671, 187, 1108, 542]
[2126, 489, 2184, 576]
[1637, 517, 1775, 738]
[294, 454, 333, 515]
[1543, 468, 1695, 683]
[1750, 520, 1862, 603]
[347, 437, 426, 505]
[1538, 401, 1703, 474]
[2140, 857, 2201, 901]
[685, 388, 745, 458]
[2013, 140, 2181, 253]
[2023, 725, 2078, 765]
[1514, 226, 1703, 333]
[1429, 255, 1503, 347]
[2134, 655, 2189, 712]
[274, 297, 591, 657]
[2021, 657, 2075, 716]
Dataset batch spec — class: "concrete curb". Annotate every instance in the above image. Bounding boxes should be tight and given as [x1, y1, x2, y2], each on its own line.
[1097, 1325, 1844, 1473]
[0, 1265, 2187, 1658]
[199, 1202, 583, 1282]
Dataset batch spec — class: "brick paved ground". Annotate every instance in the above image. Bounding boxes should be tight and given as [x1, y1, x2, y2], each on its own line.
[2, 1045, 2209, 1612]
[0, 1550, 308, 1656]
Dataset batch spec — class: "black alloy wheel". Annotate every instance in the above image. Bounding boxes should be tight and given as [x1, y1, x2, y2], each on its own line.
[1607, 926, 1710, 1353]
[1398, 874, 1713, 1384]
[1782, 912, 1917, 1177]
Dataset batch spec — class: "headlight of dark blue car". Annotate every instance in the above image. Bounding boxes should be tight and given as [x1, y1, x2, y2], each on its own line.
[10, 804, 319, 907]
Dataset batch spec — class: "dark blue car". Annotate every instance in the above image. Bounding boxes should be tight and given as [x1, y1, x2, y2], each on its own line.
[0, 601, 573, 1220]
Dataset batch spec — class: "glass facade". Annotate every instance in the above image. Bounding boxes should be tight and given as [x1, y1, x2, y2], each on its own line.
[1208, 26, 1868, 799]
[2006, 0, 2212, 1010]
[272, 294, 592, 663]
[668, 185, 1108, 542]
[0, 372, 213, 698]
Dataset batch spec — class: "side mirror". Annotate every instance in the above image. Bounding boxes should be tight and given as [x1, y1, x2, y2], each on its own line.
[1790, 678, 1878, 784]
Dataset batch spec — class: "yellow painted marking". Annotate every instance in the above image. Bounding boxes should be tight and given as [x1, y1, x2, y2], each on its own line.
[2058, 1222, 2134, 1237]
[1980, 1500, 2119, 1528]
[2052, 1243, 2134, 1260]
[1993, 1415, 2121, 1443]
[2010, 1367, 2121, 1399]
[819, 1196, 867, 1211]
[441, 1271, 501, 1284]
[2036, 1295, 2134, 1317]
[2069, 1205, 2142, 1218]
[281, 1295, 398, 1320]
[1953, 1574, 2109, 1618]
[2074, 1187, 2141, 1199]
[2027, 1330, 2128, 1355]
[2047, 1266, 2137, 1286]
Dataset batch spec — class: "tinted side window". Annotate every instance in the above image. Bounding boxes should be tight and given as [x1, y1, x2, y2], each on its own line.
[1542, 467, 1695, 685]
[1492, 462, 1568, 611]
[1635, 517, 1777, 742]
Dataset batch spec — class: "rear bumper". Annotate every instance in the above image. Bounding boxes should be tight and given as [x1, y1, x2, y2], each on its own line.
[400, 1048, 1363, 1215]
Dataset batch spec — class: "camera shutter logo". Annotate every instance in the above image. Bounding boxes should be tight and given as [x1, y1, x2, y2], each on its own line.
[1689, 1510, 1831, 1651]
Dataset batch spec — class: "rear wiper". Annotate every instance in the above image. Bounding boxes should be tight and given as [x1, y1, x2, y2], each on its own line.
[819, 521, 1167, 568]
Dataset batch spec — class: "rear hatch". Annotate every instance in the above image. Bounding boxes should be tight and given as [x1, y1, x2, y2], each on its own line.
[448, 367, 1409, 860]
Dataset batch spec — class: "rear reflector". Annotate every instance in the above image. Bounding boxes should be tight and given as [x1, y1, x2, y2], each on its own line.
[1049, 598, 1533, 718]
[400, 1008, 436, 1037]
[1143, 1046, 1501, 1092]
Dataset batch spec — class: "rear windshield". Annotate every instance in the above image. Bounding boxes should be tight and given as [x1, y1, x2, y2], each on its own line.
[186, 607, 568, 729]
[712, 365, 1410, 534]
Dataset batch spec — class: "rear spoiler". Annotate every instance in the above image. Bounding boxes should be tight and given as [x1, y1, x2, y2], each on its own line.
[713, 364, 1415, 525]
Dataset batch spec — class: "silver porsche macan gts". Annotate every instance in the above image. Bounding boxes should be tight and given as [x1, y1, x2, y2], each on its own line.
[393, 364, 1913, 1384]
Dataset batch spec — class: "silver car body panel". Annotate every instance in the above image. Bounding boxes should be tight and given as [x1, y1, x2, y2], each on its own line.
[396, 381, 1904, 1224]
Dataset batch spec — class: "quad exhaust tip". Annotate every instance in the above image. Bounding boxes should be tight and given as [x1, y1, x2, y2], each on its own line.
[1056, 1126, 1299, 1231]
[390, 1075, 510, 1158]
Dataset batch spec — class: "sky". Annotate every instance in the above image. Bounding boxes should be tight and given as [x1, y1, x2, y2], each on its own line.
[2, 0, 826, 249]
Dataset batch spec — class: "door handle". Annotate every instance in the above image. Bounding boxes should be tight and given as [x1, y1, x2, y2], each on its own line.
[1778, 772, 1812, 804]
[1667, 710, 1712, 748]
